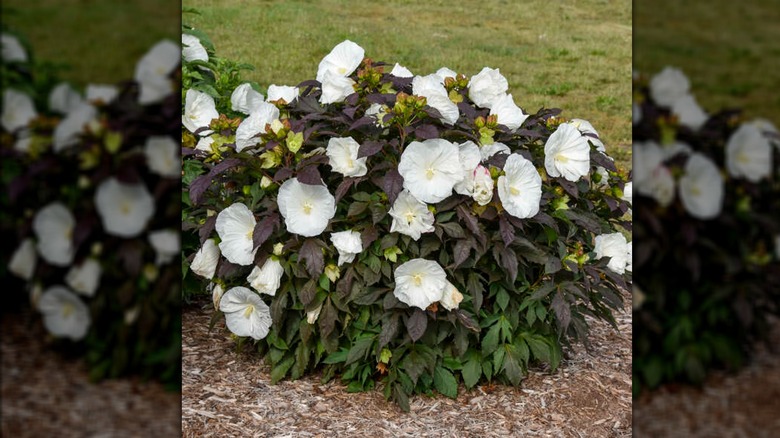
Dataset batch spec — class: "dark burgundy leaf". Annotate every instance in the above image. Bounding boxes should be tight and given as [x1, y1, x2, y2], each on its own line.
[552, 291, 571, 331]
[358, 140, 385, 158]
[366, 93, 397, 105]
[498, 214, 516, 247]
[531, 211, 558, 232]
[422, 106, 443, 120]
[562, 210, 601, 234]
[453, 239, 471, 267]
[558, 178, 579, 197]
[273, 167, 293, 182]
[514, 128, 545, 139]
[406, 309, 428, 342]
[382, 169, 404, 204]
[181, 147, 197, 157]
[361, 225, 379, 249]
[457, 102, 478, 120]
[335, 178, 355, 203]
[189, 158, 243, 205]
[591, 149, 617, 172]
[486, 152, 509, 169]
[453, 309, 480, 332]
[299, 238, 325, 277]
[344, 93, 359, 106]
[318, 298, 338, 338]
[498, 245, 519, 284]
[253, 213, 280, 250]
[414, 124, 439, 140]
[298, 279, 317, 306]
[379, 313, 401, 349]
[296, 165, 322, 185]
[199, 215, 217, 243]
[343, 106, 359, 119]
[295, 94, 325, 114]
[349, 117, 376, 131]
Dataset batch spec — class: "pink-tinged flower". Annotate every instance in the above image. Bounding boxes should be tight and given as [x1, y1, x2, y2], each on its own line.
[471, 165, 494, 206]
[398, 139, 464, 204]
[498, 153, 542, 219]
[544, 123, 590, 182]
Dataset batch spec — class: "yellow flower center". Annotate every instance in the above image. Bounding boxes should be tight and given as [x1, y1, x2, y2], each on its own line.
[737, 152, 750, 164]
[120, 201, 132, 215]
[556, 153, 569, 163]
[62, 302, 74, 318]
[404, 210, 416, 225]
[246, 228, 254, 240]
[509, 186, 520, 196]
[302, 201, 313, 215]
[338, 67, 348, 75]
[243, 305, 255, 318]
[347, 159, 354, 169]
[426, 167, 436, 180]
[412, 273, 424, 286]
[690, 185, 701, 196]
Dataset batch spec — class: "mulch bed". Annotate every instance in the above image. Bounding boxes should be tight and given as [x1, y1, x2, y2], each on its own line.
[182, 294, 633, 438]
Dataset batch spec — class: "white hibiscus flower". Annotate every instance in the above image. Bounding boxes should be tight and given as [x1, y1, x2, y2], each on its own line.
[319, 70, 357, 104]
[8, 238, 37, 281]
[316, 40, 365, 82]
[330, 230, 363, 266]
[211, 283, 224, 311]
[726, 123, 772, 182]
[134, 39, 180, 105]
[85, 84, 119, 105]
[182, 33, 208, 63]
[453, 141, 482, 196]
[219, 286, 273, 340]
[215, 202, 258, 266]
[266, 84, 299, 104]
[472, 165, 495, 206]
[94, 177, 155, 238]
[498, 153, 542, 219]
[412, 74, 459, 125]
[182, 88, 218, 134]
[393, 259, 449, 310]
[649, 66, 690, 107]
[32, 202, 75, 267]
[53, 102, 97, 152]
[2, 89, 37, 133]
[439, 281, 463, 311]
[231, 83, 265, 115]
[277, 178, 337, 237]
[679, 152, 724, 220]
[544, 123, 590, 182]
[434, 67, 457, 82]
[569, 118, 605, 152]
[234, 101, 280, 152]
[38, 286, 91, 341]
[148, 229, 180, 265]
[389, 190, 436, 241]
[490, 94, 528, 131]
[671, 94, 708, 131]
[190, 238, 221, 279]
[247, 258, 285, 296]
[390, 63, 413, 78]
[1, 33, 27, 62]
[49, 83, 84, 115]
[480, 142, 511, 162]
[468, 67, 508, 109]
[594, 232, 629, 275]
[326, 137, 368, 177]
[65, 258, 102, 297]
[144, 136, 180, 178]
[398, 139, 464, 204]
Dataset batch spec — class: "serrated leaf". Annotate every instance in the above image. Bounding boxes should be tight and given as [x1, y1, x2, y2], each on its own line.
[481, 323, 500, 355]
[357, 140, 385, 158]
[401, 350, 427, 385]
[188, 158, 242, 205]
[406, 309, 428, 342]
[438, 222, 465, 239]
[382, 169, 404, 205]
[335, 177, 356, 202]
[434, 366, 458, 398]
[462, 356, 482, 389]
[296, 164, 322, 185]
[496, 288, 510, 311]
[453, 239, 471, 267]
[552, 291, 571, 331]
[298, 279, 317, 306]
[379, 313, 400, 349]
[347, 201, 368, 217]
[415, 124, 439, 140]
[318, 298, 338, 338]
[501, 348, 523, 386]
[299, 238, 325, 277]
[253, 213, 280, 250]
[467, 272, 484, 313]
[345, 336, 375, 366]
[498, 215, 516, 247]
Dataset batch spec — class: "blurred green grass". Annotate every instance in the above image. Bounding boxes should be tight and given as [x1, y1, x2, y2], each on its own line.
[634, 1, 780, 122]
[183, 0, 633, 168]
[1, 0, 180, 86]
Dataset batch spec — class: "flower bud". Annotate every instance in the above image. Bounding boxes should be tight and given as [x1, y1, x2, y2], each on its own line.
[324, 264, 340, 283]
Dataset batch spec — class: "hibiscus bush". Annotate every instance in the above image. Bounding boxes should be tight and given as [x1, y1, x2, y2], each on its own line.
[632, 67, 780, 397]
[1, 28, 182, 388]
[182, 37, 632, 410]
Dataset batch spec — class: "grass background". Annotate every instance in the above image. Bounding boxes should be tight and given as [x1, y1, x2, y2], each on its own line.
[183, 0, 633, 167]
[634, 1, 780, 122]
[1, 0, 180, 86]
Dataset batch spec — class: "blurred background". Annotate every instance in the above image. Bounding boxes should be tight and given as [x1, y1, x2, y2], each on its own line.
[633, 1, 780, 436]
[1, 0, 181, 436]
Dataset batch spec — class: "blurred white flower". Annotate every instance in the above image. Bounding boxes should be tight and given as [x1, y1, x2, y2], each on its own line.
[633, 141, 665, 190]
[393, 258, 448, 310]
[490, 94, 528, 132]
[390, 63, 413, 78]
[190, 238, 220, 279]
[65, 258, 102, 297]
[330, 230, 363, 266]
[1, 33, 27, 62]
[439, 281, 463, 311]
[2, 89, 37, 133]
[632, 103, 642, 125]
[215, 202, 258, 266]
[85, 84, 119, 105]
[625, 242, 632, 273]
[14, 134, 32, 153]
[594, 232, 629, 275]
[235, 101, 280, 152]
[544, 123, 590, 182]
[468, 67, 508, 109]
[326, 137, 368, 177]
[726, 123, 772, 182]
[32, 202, 75, 267]
[38, 286, 90, 341]
[182, 33, 208, 63]
[498, 153, 542, 219]
[679, 152, 724, 219]
[135, 39, 179, 105]
[316, 40, 364, 82]
[183, 88, 218, 134]
[319, 70, 356, 104]
[148, 229, 180, 265]
[231, 83, 265, 115]
[219, 286, 272, 340]
[389, 190, 435, 241]
[480, 142, 510, 161]
[412, 74, 459, 125]
[53, 102, 97, 152]
[649, 66, 690, 107]
[144, 136, 180, 178]
[94, 177, 155, 238]
[9, 238, 37, 281]
[266, 84, 299, 104]
[671, 94, 708, 131]
[277, 178, 336, 237]
[398, 138, 463, 204]
[471, 165, 494, 206]
[49, 83, 84, 115]
[453, 141, 482, 196]
[247, 258, 285, 296]
[661, 141, 693, 160]
[645, 165, 676, 207]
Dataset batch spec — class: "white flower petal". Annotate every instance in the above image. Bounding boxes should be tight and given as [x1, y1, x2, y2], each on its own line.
[594, 233, 629, 275]
[439, 281, 463, 311]
[390, 63, 413, 78]
[393, 259, 448, 310]
[398, 139, 464, 204]
[191, 239, 221, 279]
[182, 33, 208, 63]
[135, 40, 180, 105]
[326, 137, 368, 177]
[649, 67, 690, 107]
[498, 153, 542, 219]
[53, 102, 97, 152]
[32, 202, 75, 267]
[330, 230, 363, 266]
[247, 258, 285, 296]
[679, 152, 724, 220]
[266, 84, 299, 104]
[389, 190, 435, 241]
[85, 84, 119, 104]
[145, 136, 180, 178]
[94, 178, 155, 238]
[65, 258, 102, 297]
[726, 123, 772, 182]
[235, 101, 280, 152]
[316, 40, 365, 82]
[219, 286, 272, 340]
[2, 89, 37, 133]
[671, 94, 708, 131]
[230, 83, 265, 115]
[277, 179, 336, 237]
[490, 94, 528, 131]
[183, 88, 219, 134]
[148, 229, 180, 265]
[215, 203, 258, 266]
[468, 67, 508, 109]
[38, 286, 90, 341]
[544, 123, 590, 182]
[49, 83, 84, 115]
[9, 238, 37, 281]
[2, 33, 27, 62]
[319, 71, 356, 104]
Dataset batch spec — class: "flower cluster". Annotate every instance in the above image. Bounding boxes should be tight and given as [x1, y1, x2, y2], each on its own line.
[182, 37, 631, 409]
[1, 30, 182, 387]
[632, 67, 780, 396]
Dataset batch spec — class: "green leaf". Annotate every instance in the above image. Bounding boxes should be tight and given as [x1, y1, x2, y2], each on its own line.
[434, 366, 458, 398]
[323, 348, 349, 364]
[481, 323, 500, 355]
[346, 336, 375, 366]
[501, 347, 523, 386]
[270, 355, 295, 383]
[401, 350, 427, 384]
[467, 272, 484, 312]
[496, 288, 510, 312]
[462, 354, 482, 388]
[347, 201, 368, 217]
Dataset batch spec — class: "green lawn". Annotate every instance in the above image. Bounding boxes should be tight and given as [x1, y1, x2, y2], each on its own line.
[634, 1, 780, 122]
[1, 0, 180, 86]
[183, 0, 633, 168]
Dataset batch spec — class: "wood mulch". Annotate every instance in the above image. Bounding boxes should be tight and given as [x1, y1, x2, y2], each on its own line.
[1, 308, 181, 438]
[182, 293, 633, 438]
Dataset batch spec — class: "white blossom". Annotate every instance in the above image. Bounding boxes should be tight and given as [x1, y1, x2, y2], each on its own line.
[389, 190, 435, 241]
[594, 232, 630, 275]
[316, 40, 364, 82]
[231, 83, 265, 115]
[182, 33, 208, 63]
[148, 229, 180, 265]
[219, 286, 273, 340]
[53, 102, 97, 152]
[326, 137, 368, 177]
[544, 123, 590, 182]
[490, 94, 528, 131]
[65, 258, 102, 297]
[277, 178, 336, 237]
[412, 74, 458, 125]
[49, 83, 84, 115]
[671, 94, 708, 131]
[94, 178, 155, 238]
[1, 33, 27, 62]
[144, 136, 180, 178]
[234, 101, 280, 152]
[135, 40, 180, 105]
[266, 84, 299, 104]
[498, 153, 542, 219]
[726, 123, 772, 182]
[247, 258, 285, 296]
[183, 88, 218, 134]
[390, 63, 413, 78]
[32, 202, 75, 267]
[190, 239, 220, 279]
[330, 230, 363, 266]
[472, 165, 495, 206]
[679, 152, 724, 220]
[439, 281, 463, 311]
[9, 238, 37, 281]
[319, 70, 356, 104]
[38, 286, 90, 341]
[85, 84, 119, 104]
[398, 138, 463, 204]
[393, 259, 448, 310]
[215, 203, 258, 266]
[468, 67, 508, 109]
[2, 89, 37, 133]
[649, 67, 690, 107]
